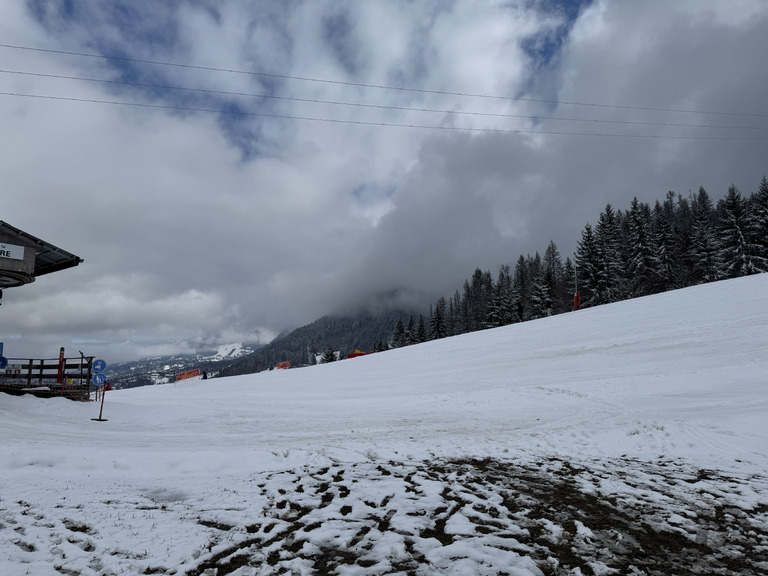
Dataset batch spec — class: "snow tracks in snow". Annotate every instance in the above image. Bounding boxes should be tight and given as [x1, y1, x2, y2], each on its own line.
[185, 456, 768, 576]
[3, 456, 767, 575]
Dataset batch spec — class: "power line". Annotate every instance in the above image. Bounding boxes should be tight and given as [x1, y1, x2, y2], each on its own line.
[2, 42, 767, 119]
[2, 91, 766, 141]
[1, 68, 765, 132]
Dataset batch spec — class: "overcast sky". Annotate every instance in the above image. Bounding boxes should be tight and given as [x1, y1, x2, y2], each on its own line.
[2, 0, 767, 363]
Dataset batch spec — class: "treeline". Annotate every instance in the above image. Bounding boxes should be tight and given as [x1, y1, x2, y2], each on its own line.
[391, 178, 768, 347]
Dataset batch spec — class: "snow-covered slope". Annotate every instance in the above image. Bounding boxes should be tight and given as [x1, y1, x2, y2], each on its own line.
[2, 275, 767, 575]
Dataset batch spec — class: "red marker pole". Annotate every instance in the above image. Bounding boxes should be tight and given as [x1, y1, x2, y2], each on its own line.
[56, 347, 65, 384]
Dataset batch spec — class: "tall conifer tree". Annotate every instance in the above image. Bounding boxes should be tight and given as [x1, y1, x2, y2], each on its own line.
[575, 223, 599, 307]
[627, 198, 657, 296]
[595, 204, 625, 303]
[689, 187, 721, 284]
[717, 185, 762, 278]
[748, 177, 768, 271]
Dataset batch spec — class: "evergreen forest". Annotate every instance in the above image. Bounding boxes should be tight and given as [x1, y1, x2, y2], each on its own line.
[391, 178, 768, 348]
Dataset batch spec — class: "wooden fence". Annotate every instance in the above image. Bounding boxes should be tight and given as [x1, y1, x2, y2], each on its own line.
[0, 356, 94, 401]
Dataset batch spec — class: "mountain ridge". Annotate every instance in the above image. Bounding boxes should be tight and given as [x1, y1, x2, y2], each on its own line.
[218, 309, 409, 377]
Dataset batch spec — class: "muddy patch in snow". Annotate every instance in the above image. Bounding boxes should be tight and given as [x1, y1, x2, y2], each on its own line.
[2, 456, 767, 575]
[189, 456, 768, 575]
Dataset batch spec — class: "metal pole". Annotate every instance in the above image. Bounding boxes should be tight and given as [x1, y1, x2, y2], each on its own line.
[98, 385, 106, 419]
[92, 381, 108, 421]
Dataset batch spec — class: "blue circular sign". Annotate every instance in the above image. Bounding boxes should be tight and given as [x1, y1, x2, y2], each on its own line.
[92, 373, 107, 385]
[0, 356, 7, 369]
[93, 359, 107, 373]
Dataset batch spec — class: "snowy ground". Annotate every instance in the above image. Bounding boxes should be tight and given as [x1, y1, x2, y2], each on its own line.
[2, 275, 767, 575]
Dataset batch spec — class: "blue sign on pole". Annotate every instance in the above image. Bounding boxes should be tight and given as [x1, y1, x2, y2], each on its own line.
[92, 373, 107, 385]
[0, 356, 7, 369]
[0, 342, 3, 355]
[93, 359, 107, 373]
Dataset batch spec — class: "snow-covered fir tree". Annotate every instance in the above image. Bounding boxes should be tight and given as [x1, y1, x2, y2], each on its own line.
[484, 264, 514, 328]
[748, 176, 768, 271]
[512, 255, 529, 319]
[405, 316, 417, 346]
[627, 197, 657, 297]
[652, 199, 677, 291]
[717, 185, 762, 278]
[575, 223, 599, 307]
[429, 297, 447, 339]
[391, 319, 406, 348]
[542, 241, 565, 313]
[689, 187, 722, 284]
[417, 314, 427, 343]
[594, 204, 625, 304]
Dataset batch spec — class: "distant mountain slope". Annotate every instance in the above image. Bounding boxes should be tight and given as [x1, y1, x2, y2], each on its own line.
[105, 342, 264, 388]
[218, 311, 406, 377]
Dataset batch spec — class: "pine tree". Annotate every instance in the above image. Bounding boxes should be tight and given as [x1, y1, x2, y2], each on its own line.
[481, 269, 494, 322]
[500, 264, 515, 322]
[417, 314, 427, 343]
[463, 268, 492, 332]
[651, 200, 676, 291]
[459, 281, 472, 333]
[562, 257, 576, 311]
[391, 319, 406, 348]
[653, 191, 691, 289]
[446, 296, 456, 337]
[406, 316, 417, 345]
[452, 290, 465, 335]
[674, 193, 695, 286]
[436, 296, 448, 337]
[717, 184, 762, 278]
[594, 204, 625, 303]
[627, 198, 657, 296]
[484, 286, 504, 328]
[512, 255, 529, 320]
[542, 241, 564, 313]
[528, 270, 549, 319]
[748, 176, 768, 271]
[486, 264, 514, 327]
[429, 297, 447, 339]
[689, 187, 721, 284]
[575, 223, 599, 307]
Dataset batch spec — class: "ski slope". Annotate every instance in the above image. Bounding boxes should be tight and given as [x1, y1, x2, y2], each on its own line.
[1, 275, 767, 575]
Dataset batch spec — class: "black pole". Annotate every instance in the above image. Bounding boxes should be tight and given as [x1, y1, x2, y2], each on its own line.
[92, 383, 108, 421]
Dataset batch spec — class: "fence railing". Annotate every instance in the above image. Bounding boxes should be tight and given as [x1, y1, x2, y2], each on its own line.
[0, 356, 94, 401]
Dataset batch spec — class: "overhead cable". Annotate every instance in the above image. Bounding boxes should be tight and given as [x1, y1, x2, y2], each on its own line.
[2, 42, 767, 119]
[0, 68, 764, 132]
[2, 91, 766, 141]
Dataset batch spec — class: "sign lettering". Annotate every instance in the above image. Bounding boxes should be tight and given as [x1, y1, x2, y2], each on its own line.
[0, 243, 24, 260]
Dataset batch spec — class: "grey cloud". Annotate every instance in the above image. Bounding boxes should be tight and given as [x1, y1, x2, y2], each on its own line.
[1, 0, 766, 362]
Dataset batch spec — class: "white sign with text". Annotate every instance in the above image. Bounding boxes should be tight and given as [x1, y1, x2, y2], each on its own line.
[0, 243, 25, 260]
